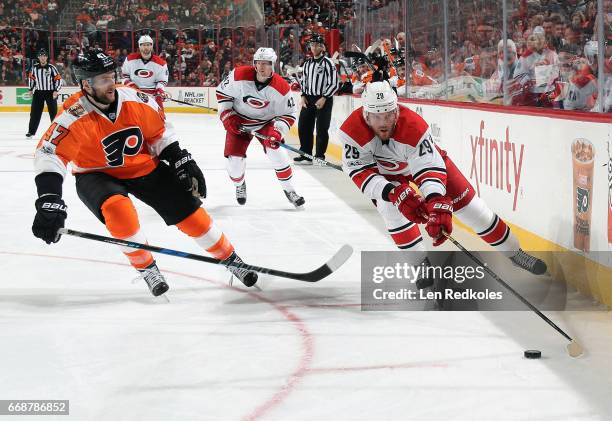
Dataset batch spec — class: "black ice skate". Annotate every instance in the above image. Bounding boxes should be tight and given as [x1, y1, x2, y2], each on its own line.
[284, 190, 305, 208]
[510, 249, 547, 275]
[138, 262, 170, 296]
[223, 252, 258, 287]
[235, 182, 247, 205]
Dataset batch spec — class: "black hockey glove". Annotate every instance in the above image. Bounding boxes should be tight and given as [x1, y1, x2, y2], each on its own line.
[160, 142, 207, 198]
[32, 194, 67, 244]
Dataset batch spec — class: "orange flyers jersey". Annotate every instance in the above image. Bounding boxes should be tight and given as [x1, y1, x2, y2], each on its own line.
[34, 87, 178, 180]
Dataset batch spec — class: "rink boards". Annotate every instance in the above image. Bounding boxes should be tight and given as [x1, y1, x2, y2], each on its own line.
[1, 85, 610, 305]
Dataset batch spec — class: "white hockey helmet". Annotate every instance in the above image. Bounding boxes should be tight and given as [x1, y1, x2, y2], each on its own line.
[138, 35, 154, 46]
[253, 47, 277, 66]
[584, 40, 598, 66]
[362, 81, 398, 115]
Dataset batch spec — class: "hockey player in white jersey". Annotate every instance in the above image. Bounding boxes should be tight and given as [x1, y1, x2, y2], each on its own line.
[560, 42, 598, 111]
[121, 35, 170, 109]
[216, 47, 304, 208]
[339, 81, 547, 275]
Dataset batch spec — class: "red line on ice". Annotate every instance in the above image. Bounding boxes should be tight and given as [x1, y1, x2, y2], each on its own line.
[0, 251, 315, 421]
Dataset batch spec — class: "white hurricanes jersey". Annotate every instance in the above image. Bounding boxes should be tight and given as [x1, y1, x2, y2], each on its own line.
[215, 66, 298, 137]
[338, 105, 447, 202]
[563, 74, 598, 111]
[515, 48, 559, 93]
[121, 53, 169, 91]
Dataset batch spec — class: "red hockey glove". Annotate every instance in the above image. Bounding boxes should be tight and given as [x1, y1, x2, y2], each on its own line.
[387, 184, 427, 224]
[220, 110, 243, 135]
[154, 88, 170, 102]
[424, 195, 453, 246]
[258, 124, 283, 150]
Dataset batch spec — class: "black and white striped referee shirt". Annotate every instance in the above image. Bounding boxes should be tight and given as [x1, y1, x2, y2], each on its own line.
[28, 62, 62, 92]
[300, 54, 339, 98]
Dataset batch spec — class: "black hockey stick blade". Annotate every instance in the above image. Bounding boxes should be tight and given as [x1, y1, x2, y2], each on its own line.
[58, 228, 352, 282]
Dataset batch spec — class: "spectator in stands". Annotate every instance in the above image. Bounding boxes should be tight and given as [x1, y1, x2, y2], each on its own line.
[514, 26, 560, 107]
[485, 39, 519, 101]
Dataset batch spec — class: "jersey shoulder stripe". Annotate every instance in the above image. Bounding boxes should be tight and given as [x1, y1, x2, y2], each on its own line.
[234, 66, 256, 81]
[55, 92, 90, 127]
[126, 52, 141, 61]
[339, 107, 375, 147]
[392, 105, 429, 147]
[268, 73, 290, 96]
[150, 55, 167, 66]
[118, 86, 160, 112]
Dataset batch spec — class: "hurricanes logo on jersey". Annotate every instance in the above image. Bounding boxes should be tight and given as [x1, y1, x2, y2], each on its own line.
[135, 69, 154, 78]
[101, 127, 144, 167]
[374, 155, 409, 172]
[243, 95, 270, 109]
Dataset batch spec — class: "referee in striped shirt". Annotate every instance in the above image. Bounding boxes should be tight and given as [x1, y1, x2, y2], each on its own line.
[295, 34, 339, 163]
[26, 49, 62, 138]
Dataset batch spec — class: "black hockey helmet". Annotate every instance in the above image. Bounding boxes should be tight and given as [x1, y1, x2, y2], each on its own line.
[37, 48, 48, 57]
[72, 49, 116, 82]
[353, 56, 367, 67]
[308, 33, 325, 46]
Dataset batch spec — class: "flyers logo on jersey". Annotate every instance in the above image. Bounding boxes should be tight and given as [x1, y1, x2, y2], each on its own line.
[243, 95, 270, 109]
[135, 69, 154, 78]
[102, 127, 144, 167]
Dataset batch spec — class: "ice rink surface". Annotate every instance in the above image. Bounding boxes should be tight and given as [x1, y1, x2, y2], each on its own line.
[1, 112, 611, 421]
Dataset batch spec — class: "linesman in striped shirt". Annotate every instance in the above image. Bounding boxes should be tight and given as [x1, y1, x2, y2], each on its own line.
[295, 34, 339, 164]
[26, 49, 62, 138]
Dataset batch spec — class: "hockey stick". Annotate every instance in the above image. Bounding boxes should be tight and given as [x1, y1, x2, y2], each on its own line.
[249, 130, 343, 171]
[442, 231, 583, 358]
[166, 97, 218, 111]
[131, 87, 218, 111]
[58, 228, 353, 282]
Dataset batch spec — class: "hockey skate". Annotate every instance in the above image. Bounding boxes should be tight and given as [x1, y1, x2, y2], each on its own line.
[138, 262, 170, 296]
[235, 182, 247, 205]
[284, 190, 305, 208]
[223, 251, 258, 287]
[510, 249, 547, 275]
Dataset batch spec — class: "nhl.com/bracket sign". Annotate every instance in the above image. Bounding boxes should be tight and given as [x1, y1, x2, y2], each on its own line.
[177, 89, 207, 105]
[469, 120, 525, 211]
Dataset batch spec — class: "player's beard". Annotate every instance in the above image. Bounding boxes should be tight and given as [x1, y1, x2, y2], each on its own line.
[374, 126, 393, 141]
[88, 85, 116, 105]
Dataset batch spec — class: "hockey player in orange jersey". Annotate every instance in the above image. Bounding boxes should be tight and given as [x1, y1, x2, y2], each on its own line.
[31, 50, 257, 296]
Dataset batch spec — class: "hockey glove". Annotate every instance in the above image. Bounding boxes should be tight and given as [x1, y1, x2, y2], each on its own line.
[424, 195, 453, 246]
[160, 143, 207, 198]
[154, 88, 170, 101]
[387, 184, 427, 224]
[257, 124, 283, 150]
[220, 110, 244, 135]
[32, 194, 67, 244]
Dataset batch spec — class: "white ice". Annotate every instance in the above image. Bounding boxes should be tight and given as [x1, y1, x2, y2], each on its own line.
[1, 112, 611, 421]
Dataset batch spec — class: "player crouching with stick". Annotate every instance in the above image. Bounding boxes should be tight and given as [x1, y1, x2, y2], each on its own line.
[339, 81, 547, 274]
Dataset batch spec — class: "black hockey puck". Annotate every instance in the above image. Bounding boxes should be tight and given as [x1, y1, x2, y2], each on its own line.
[524, 350, 542, 359]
